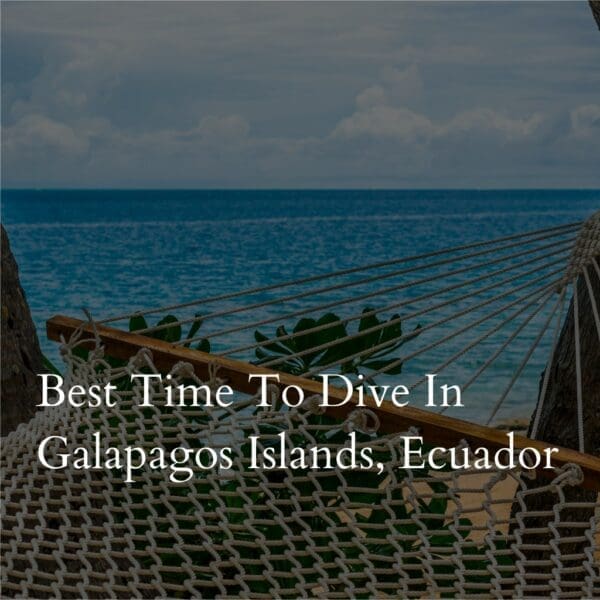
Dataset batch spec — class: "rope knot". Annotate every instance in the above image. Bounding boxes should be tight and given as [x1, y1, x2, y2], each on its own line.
[556, 463, 584, 487]
[171, 361, 195, 379]
[563, 210, 600, 282]
[343, 408, 380, 434]
[207, 360, 221, 385]
[303, 395, 326, 415]
[130, 347, 154, 370]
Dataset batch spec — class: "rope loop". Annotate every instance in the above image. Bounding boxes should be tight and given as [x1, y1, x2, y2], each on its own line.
[343, 408, 380, 434]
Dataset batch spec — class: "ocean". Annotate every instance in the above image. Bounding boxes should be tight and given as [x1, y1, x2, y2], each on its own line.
[3, 189, 598, 423]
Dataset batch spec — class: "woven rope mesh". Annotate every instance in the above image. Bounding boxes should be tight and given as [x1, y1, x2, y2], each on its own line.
[2, 334, 600, 599]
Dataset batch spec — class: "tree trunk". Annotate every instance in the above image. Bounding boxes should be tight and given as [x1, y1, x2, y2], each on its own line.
[590, 1, 600, 30]
[528, 262, 600, 455]
[512, 257, 600, 588]
[1, 225, 44, 434]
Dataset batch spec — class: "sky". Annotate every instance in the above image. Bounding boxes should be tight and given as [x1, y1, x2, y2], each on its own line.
[2, 1, 599, 188]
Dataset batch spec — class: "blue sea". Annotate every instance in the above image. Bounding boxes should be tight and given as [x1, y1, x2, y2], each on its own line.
[3, 189, 599, 423]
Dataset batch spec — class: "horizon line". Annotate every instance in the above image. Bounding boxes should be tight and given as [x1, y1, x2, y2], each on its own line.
[3, 187, 600, 193]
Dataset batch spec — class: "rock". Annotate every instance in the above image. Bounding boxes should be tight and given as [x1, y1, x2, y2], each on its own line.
[1, 225, 44, 434]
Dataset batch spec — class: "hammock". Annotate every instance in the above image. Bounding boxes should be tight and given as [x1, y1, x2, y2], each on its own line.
[2, 213, 599, 598]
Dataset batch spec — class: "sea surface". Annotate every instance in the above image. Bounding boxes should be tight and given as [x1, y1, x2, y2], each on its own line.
[3, 189, 599, 423]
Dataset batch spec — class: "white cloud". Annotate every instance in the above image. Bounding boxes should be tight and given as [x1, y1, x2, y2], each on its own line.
[355, 85, 388, 110]
[3, 114, 90, 157]
[334, 73, 544, 146]
[569, 104, 600, 138]
[442, 108, 544, 141]
[333, 105, 434, 141]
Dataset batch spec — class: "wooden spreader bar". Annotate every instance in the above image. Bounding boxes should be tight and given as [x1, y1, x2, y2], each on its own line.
[47, 315, 600, 491]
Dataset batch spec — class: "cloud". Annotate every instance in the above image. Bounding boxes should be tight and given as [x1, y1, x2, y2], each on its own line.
[332, 105, 434, 141]
[569, 104, 600, 138]
[381, 65, 424, 106]
[3, 114, 90, 157]
[442, 109, 544, 141]
[355, 85, 388, 110]
[335, 65, 545, 147]
[354, 65, 424, 111]
[2, 1, 600, 187]
[2, 99, 598, 189]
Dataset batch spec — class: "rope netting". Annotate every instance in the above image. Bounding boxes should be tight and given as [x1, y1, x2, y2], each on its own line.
[2, 214, 599, 598]
[2, 338, 599, 598]
[96, 215, 600, 430]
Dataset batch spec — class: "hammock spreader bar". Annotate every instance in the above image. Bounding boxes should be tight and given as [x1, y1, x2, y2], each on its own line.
[46, 314, 600, 491]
